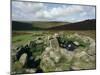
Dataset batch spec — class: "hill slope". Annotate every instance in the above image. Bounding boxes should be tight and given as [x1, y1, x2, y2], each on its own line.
[12, 19, 96, 30]
[32, 21, 69, 29]
[12, 21, 69, 30]
[48, 19, 96, 30]
[12, 21, 33, 30]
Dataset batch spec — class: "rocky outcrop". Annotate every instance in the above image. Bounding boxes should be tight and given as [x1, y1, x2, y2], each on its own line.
[12, 33, 96, 74]
[40, 33, 96, 72]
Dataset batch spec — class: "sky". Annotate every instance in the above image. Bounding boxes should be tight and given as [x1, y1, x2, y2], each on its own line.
[12, 1, 96, 22]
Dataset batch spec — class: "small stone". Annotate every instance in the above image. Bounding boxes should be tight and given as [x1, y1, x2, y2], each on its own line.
[87, 42, 96, 55]
[19, 53, 27, 66]
[73, 41, 80, 46]
[25, 69, 36, 73]
[50, 37, 59, 49]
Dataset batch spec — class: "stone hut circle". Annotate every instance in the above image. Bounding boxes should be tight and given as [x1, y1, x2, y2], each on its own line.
[12, 33, 96, 73]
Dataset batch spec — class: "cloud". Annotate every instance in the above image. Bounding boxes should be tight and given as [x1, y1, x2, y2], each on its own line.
[12, 1, 95, 22]
[35, 5, 84, 19]
[12, 1, 44, 21]
[80, 12, 87, 17]
[12, 1, 44, 13]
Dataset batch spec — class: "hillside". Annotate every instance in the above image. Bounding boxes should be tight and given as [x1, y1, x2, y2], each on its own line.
[32, 21, 69, 29]
[12, 21, 33, 30]
[12, 19, 96, 30]
[12, 21, 69, 30]
[48, 19, 96, 30]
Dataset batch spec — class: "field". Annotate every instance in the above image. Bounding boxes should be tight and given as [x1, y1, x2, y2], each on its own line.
[12, 30, 96, 49]
[11, 30, 96, 74]
[11, 19, 96, 74]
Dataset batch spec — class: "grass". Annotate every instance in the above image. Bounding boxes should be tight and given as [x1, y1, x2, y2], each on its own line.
[12, 30, 96, 48]
[32, 21, 69, 29]
[11, 30, 96, 73]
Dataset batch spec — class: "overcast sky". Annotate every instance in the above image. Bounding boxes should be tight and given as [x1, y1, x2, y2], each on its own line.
[12, 1, 96, 22]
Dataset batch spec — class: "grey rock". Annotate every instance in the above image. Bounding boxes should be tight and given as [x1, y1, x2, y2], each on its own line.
[19, 53, 27, 66]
